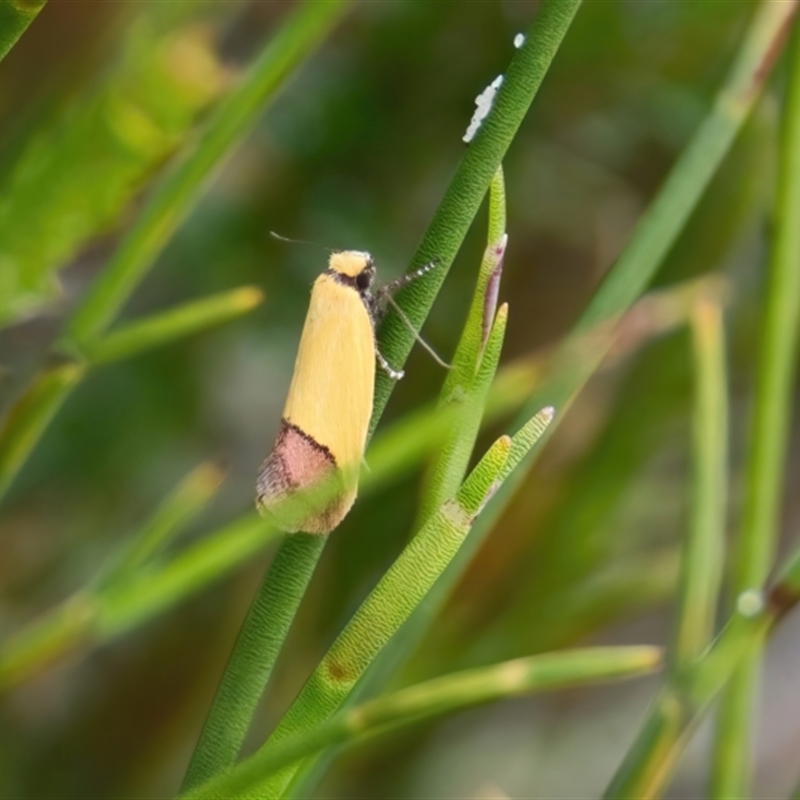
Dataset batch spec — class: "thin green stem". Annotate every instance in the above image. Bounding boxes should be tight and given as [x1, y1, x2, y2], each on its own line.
[85, 287, 264, 365]
[270, 18, 577, 799]
[418, 167, 508, 525]
[0, 510, 284, 692]
[363, 274, 727, 497]
[578, 2, 796, 334]
[601, 459, 800, 799]
[671, 299, 727, 673]
[101, 462, 224, 585]
[712, 15, 800, 800]
[603, 540, 800, 799]
[733, 0, 800, 603]
[245, 411, 552, 799]
[0, 0, 45, 63]
[182, 646, 662, 800]
[369, 0, 582, 435]
[96, 513, 282, 637]
[603, 298, 727, 799]
[504, 0, 800, 442]
[0, 467, 250, 691]
[0, 363, 85, 503]
[182, 534, 326, 790]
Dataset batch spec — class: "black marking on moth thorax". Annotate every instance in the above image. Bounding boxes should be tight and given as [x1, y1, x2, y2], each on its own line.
[324, 267, 378, 327]
[325, 268, 358, 290]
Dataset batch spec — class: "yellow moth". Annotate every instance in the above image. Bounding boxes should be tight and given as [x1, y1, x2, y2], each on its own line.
[256, 251, 438, 534]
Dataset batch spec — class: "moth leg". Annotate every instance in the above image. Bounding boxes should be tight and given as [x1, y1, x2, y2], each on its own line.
[375, 348, 404, 380]
[382, 294, 451, 370]
[372, 260, 450, 373]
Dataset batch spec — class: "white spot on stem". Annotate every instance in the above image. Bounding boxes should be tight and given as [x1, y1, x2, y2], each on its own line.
[737, 589, 764, 618]
[463, 74, 504, 144]
[513, 33, 525, 49]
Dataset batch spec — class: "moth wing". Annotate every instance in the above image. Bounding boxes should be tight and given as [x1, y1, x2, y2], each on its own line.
[284, 274, 375, 472]
[256, 274, 375, 533]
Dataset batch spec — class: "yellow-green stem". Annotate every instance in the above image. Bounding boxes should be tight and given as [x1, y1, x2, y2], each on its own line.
[712, 14, 800, 799]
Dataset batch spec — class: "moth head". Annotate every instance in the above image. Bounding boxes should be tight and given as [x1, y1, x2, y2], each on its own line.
[329, 251, 375, 292]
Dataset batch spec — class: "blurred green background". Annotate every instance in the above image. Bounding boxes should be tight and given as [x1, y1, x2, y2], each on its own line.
[0, 1, 798, 798]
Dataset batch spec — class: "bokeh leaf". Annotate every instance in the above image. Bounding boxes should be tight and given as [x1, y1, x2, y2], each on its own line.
[0, 14, 229, 326]
[0, 0, 45, 64]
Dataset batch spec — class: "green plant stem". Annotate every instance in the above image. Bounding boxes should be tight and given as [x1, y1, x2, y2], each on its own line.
[101, 462, 225, 584]
[604, 541, 800, 799]
[672, 299, 727, 673]
[712, 15, 800, 799]
[0, 511, 282, 692]
[0, 363, 85, 502]
[97, 514, 281, 636]
[603, 297, 728, 798]
[183, 646, 662, 800]
[182, 534, 325, 790]
[245, 410, 552, 800]
[417, 167, 507, 525]
[272, 17, 577, 798]
[369, 0, 582, 435]
[85, 287, 264, 365]
[578, 2, 795, 334]
[502, 0, 794, 607]
[0, 0, 45, 63]
[0, 287, 261, 504]
[251, 437, 514, 799]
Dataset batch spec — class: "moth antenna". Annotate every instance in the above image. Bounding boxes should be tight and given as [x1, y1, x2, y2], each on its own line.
[384, 294, 451, 370]
[270, 231, 335, 252]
